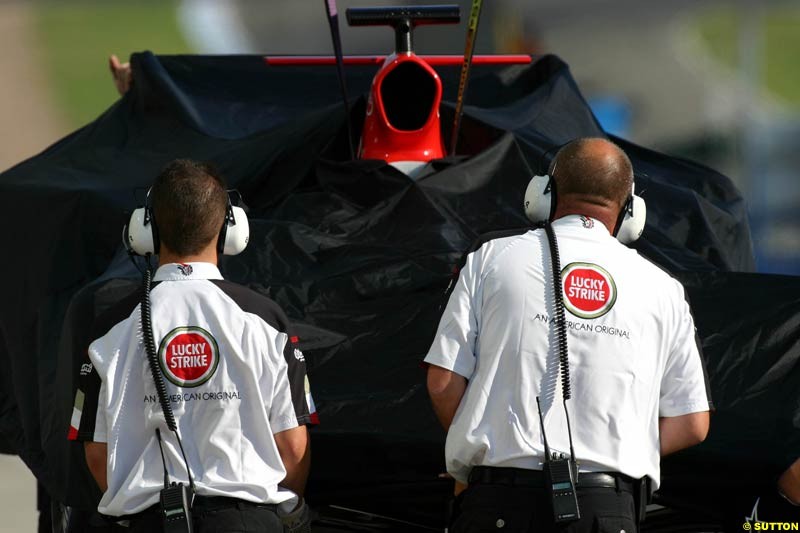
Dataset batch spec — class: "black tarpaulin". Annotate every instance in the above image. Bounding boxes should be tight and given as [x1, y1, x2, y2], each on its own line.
[662, 271, 800, 525]
[0, 52, 792, 529]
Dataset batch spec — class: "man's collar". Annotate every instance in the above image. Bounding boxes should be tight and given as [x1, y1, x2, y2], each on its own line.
[153, 262, 223, 281]
[552, 214, 611, 236]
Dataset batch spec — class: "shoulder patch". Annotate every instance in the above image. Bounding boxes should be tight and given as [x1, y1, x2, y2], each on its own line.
[561, 262, 617, 319]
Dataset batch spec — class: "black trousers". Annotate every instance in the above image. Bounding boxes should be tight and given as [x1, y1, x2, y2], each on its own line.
[122, 497, 283, 533]
[451, 482, 638, 533]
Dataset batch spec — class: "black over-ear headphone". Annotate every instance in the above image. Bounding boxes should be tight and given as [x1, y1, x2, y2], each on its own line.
[124, 189, 250, 256]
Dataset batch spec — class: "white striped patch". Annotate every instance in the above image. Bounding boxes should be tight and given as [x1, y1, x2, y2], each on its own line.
[68, 389, 84, 440]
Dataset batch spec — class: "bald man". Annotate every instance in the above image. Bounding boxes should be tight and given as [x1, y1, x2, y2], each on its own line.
[425, 138, 711, 532]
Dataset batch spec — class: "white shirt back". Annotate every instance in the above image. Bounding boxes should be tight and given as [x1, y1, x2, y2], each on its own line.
[87, 263, 299, 515]
[424, 215, 711, 489]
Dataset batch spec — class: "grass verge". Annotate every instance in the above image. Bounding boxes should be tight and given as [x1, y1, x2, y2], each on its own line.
[35, 1, 191, 128]
[696, 5, 800, 108]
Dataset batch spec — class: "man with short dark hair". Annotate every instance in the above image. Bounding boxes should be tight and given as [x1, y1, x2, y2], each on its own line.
[426, 138, 711, 532]
[70, 159, 314, 532]
[149, 159, 231, 257]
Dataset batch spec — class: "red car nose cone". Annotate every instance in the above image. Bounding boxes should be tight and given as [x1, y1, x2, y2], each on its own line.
[360, 53, 445, 164]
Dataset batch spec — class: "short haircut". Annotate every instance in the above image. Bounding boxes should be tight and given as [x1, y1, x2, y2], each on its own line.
[551, 138, 633, 208]
[151, 159, 228, 256]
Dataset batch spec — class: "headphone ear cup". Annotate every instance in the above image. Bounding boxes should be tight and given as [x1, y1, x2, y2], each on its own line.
[126, 207, 157, 256]
[524, 175, 556, 224]
[221, 206, 250, 256]
[615, 194, 646, 244]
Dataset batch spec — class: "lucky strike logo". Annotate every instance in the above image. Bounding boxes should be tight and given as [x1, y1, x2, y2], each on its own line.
[561, 262, 617, 319]
[158, 327, 219, 387]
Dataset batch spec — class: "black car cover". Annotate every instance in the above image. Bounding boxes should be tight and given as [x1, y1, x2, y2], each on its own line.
[0, 52, 795, 529]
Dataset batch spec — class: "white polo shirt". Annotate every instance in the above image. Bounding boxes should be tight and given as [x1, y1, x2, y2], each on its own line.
[70, 262, 311, 515]
[424, 215, 711, 490]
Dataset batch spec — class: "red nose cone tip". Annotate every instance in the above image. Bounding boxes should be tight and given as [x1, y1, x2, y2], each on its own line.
[360, 53, 445, 164]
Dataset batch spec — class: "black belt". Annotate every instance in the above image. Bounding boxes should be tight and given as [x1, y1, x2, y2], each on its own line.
[191, 495, 278, 512]
[468, 466, 637, 493]
[119, 495, 278, 522]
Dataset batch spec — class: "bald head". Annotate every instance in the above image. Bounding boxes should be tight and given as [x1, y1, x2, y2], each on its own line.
[551, 138, 633, 211]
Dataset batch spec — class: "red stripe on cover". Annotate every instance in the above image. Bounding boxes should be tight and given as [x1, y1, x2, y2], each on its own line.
[264, 55, 532, 67]
[290, 336, 299, 344]
[67, 426, 79, 441]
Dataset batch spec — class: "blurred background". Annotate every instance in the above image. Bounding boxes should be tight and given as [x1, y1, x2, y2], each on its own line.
[0, 0, 796, 530]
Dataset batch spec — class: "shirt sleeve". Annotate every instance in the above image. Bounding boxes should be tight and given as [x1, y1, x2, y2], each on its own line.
[423, 247, 484, 379]
[659, 285, 713, 417]
[269, 331, 302, 434]
[282, 329, 316, 426]
[68, 347, 106, 442]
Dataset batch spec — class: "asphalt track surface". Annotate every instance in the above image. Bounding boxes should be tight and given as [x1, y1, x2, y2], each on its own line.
[0, 454, 37, 532]
[0, 2, 65, 172]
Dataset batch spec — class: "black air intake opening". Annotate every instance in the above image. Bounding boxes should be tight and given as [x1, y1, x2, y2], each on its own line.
[380, 62, 437, 131]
